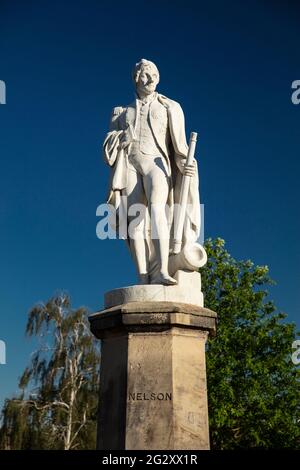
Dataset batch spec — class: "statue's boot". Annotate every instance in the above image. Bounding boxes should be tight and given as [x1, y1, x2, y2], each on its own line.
[151, 272, 177, 286]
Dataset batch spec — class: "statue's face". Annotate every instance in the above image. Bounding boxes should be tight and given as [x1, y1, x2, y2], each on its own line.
[136, 66, 159, 96]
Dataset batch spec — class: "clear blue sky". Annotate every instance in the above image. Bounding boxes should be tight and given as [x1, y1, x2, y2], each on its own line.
[0, 0, 299, 406]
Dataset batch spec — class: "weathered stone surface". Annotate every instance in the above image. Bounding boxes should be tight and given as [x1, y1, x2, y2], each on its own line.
[89, 301, 217, 450]
[104, 271, 204, 308]
[90, 301, 217, 338]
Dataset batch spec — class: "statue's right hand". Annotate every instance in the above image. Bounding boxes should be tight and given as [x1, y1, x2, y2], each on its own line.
[119, 129, 132, 149]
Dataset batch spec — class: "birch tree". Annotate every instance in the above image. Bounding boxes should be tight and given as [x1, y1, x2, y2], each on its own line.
[0, 293, 100, 450]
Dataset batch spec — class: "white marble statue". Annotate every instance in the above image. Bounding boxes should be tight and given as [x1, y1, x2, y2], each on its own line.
[103, 59, 206, 286]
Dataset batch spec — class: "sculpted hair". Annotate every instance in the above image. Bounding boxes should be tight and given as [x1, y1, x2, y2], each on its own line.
[132, 59, 160, 84]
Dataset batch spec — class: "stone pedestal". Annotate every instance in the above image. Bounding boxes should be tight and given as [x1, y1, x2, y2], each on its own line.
[105, 271, 204, 308]
[89, 299, 217, 450]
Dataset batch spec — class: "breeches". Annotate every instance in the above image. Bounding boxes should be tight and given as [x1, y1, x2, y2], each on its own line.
[124, 151, 171, 206]
[122, 151, 171, 238]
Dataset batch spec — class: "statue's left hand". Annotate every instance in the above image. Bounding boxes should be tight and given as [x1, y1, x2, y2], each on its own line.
[179, 158, 196, 177]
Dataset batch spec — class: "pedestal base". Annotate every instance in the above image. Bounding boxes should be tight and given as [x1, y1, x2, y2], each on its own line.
[89, 300, 217, 450]
[104, 270, 204, 308]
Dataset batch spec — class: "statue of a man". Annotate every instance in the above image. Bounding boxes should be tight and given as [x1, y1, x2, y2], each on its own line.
[103, 59, 202, 285]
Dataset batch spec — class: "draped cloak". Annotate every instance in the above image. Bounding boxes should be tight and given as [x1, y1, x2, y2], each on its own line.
[102, 93, 201, 254]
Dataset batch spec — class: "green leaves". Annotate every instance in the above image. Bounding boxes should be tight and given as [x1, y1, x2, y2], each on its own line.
[0, 293, 100, 450]
[203, 238, 300, 449]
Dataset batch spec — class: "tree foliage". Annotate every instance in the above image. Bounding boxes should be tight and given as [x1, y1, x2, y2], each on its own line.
[0, 294, 100, 450]
[203, 238, 300, 449]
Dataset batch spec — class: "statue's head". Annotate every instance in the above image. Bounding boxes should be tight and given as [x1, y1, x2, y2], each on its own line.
[132, 59, 160, 97]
